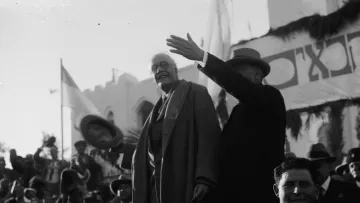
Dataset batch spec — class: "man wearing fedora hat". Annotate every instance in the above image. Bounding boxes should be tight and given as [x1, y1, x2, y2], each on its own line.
[166, 34, 286, 202]
[347, 147, 360, 189]
[307, 143, 359, 203]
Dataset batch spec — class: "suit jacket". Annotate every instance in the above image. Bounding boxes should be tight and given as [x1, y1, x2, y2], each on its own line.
[198, 53, 286, 202]
[132, 80, 221, 203]
[320, 178, 360, 203]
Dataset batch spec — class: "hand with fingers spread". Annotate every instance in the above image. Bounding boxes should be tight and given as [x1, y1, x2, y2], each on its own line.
[166, 33, 204, 61]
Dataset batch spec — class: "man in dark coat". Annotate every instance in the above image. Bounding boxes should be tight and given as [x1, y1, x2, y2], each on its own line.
[132, 53, 221, 203]
[167, 34, 287, 202]
[308, 143, 360, 203]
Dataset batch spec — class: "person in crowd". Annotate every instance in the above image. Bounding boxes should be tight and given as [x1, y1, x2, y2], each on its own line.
[0, 158, 17, 182]
[71, 141, 102, 192]
[9, 150, 38, 188]
[109, 143, 136, 176]
[33, 144, 66, 198]
[56, 169, 84, 203]
[109, 175, 132, 203]
[132, 53, 221, 203]
[334, 156, 353, 182]
[0, 178, 11, 203]
[166, 34, 286, 203]
[347, 147, 360, 189]
[28, 176, 46, 202]
[93, 150, 122, 185]
[7, 180, 25, 203]
[274, 158, 319, 203]
[307, 143, 359, 203]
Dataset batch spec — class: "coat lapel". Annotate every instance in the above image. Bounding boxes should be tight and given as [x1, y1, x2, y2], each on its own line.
[161, 80, 191, 156]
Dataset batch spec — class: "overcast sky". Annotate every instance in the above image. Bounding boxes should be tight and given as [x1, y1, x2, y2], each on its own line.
[0, 0, 269, 159]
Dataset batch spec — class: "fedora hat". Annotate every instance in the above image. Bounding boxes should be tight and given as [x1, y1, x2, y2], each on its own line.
[80, 115, 124, 149]
[335, 156, 349, 175]
[109, 175, 132, 195]
[347, 147, 360, 163]
[227, 48, 271, 77]
[307, 143, 336, 163]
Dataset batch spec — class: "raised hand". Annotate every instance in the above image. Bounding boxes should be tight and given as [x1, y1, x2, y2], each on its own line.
[166, 33, 204, 61]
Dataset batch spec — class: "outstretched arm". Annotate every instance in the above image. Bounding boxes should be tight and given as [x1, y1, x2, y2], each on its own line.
[167, 34, 285, 111]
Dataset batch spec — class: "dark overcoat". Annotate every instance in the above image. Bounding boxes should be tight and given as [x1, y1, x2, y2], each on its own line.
[198, 54, 287, 202]
[132, 80, 221, 203]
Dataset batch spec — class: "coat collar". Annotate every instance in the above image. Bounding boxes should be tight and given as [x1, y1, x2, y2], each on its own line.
[159, 80, 191, 156]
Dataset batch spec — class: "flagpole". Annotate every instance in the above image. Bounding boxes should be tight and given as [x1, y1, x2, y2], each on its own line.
[60, 58, 64, 160]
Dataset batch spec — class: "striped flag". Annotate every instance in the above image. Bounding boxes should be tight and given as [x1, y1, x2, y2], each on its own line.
[61, 59, 102, 154]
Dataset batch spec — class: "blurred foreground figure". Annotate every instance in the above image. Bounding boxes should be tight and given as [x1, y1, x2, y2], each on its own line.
[132, 53, 221, 203]
[167, 34, 286, 203]
[274, 158, 319, 203]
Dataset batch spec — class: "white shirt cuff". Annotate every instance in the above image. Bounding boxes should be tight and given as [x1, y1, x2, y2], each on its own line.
[197, 51, 208, 68]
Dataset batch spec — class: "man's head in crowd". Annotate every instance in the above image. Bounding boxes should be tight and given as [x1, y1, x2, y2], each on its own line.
[307, 143, 335, 185]
[227, 48, 270, 85]
[347, 147, 360, 181]
[74, 140, 87, 155]
[274, 158, 319, 203]
[233, 63, 264, 85]
[150, 53, 179, 93]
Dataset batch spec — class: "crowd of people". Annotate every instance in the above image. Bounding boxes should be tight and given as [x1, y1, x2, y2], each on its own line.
[0, 137, 134, 203]
[2, 33, 360, 203]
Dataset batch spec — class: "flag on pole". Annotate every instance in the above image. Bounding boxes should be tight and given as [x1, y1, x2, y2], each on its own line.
[199, 0, 232, 99]
[199, 0, 232, 127]
[61, 60, 102, 154]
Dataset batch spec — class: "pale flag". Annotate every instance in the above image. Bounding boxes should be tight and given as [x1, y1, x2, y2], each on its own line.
[61, 59, 102, 154]
[199, 0, 232, 99]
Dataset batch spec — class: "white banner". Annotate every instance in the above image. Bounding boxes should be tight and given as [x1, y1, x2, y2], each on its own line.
[231, 24, 360, 110]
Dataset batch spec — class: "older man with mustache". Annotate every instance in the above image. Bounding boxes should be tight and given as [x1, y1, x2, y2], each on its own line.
[132, 53, 221, 203]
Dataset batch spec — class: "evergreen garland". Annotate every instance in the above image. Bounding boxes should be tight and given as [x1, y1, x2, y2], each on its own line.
[233, 0, 360, 46]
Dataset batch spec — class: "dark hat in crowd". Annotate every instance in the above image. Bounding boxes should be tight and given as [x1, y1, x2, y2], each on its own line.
[74, 140, 87, 148]
[226, 48, 271, 77]
[335, 156, 349, 175]
[109, 175, 132, 195]
[347, 147, 360, 163]
[60, 169, 82, 194]
[307, 143, 336, 163]
[80, 115, 124, 149]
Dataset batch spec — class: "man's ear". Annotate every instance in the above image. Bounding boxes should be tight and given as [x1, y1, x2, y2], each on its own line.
[273, 184, 279, 197]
